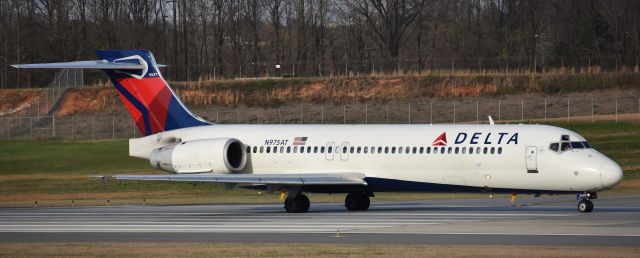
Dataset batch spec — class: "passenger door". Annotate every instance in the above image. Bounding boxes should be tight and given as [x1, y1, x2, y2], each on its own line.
[525, 146, 538, 173]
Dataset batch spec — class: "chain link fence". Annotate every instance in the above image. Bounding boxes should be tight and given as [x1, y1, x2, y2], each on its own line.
[1, 96, 638, 140]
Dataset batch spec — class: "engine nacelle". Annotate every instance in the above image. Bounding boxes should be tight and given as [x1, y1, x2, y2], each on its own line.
[149, 138, 247, 174]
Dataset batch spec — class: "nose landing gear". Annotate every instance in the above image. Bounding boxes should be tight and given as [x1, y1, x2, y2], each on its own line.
[577, 192, 597, 213]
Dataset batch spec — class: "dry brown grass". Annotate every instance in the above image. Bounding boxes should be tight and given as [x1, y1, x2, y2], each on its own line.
[0, 243, 638, 258]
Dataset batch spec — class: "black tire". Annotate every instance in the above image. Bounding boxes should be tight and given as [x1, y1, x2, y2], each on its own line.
[285, 194, 310, 213]
[578, 200, 593, 213]
[345, 192, 370, 211]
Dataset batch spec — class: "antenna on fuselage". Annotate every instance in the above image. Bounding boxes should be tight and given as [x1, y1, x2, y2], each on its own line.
[488, 116, 495, 125]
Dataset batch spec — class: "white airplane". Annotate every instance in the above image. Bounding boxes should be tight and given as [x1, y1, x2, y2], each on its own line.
[13, 50, 623, 213]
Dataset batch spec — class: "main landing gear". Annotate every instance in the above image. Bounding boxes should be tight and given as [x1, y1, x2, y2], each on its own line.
[345, 192, 372, 211]
[284, 194, 310, 213]
[577, 192, 597, 213]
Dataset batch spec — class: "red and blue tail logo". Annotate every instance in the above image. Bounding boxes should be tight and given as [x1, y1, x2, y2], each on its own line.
[96, 50, 209, 136]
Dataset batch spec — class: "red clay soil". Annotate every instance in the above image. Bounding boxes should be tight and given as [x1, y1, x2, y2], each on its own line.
[54, 87, 123, 116]
[0, 89, 45, 116]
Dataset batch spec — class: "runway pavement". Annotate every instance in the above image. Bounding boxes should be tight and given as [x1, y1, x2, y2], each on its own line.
[1, 194, 639, 246]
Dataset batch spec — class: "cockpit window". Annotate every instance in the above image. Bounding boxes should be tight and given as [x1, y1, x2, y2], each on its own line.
[582, 141, 592, 148]
[570, 142, 585, 149]
[560, 142, 571, 151]
[549, 143, 559, 152]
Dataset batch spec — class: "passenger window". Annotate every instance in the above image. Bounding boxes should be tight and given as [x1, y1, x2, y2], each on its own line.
[300, 147, 305, 153]
[320, 146, 325, 153]
[246, 146, 251, 153]
[260, 146, 264, 153]
[498, 147, 502, 154]
[405, 147, 410, 153]
[253, 146, 258, 153]
[385, 147, 389, 154]
[398, 147, 403, 154]
[350, 147, 355, 154]
[307, 146, 312, 153]
[426, 147, 431, 154]
[392, 147, 396, 154]
[470, 147, 474, 154]
[462, 147, 466, 154]
[419, 147, 424, 154]
[483, 147, 488, 154]
[447, 147, 452, 154]
[490, 147, 495, 154]
[440, 147, 445, 154]
[364, 147, 368, 153]
[293, 146, 298, 153]
[343, 146, 347, 153]
[280, 146, 284, 153]
[412, 147, 417, 154]
[433, 147, 438, 154]
[287, 146, 291, 153]
[328, 146, 333, 153]
[454, 147, 459, 154]
[273, 146, 278, 153]
[378, 147, 383, 153]
[476, 147, 481, 154]
[357, 146, 362, 153]
[549, 143, 559, 152]
[560, 142, 571, 151]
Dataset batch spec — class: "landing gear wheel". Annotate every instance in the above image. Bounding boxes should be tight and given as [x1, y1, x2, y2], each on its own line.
[578, 199, 594, 213]
[284, 194, 310, 213]
[345, 192, 371, 211]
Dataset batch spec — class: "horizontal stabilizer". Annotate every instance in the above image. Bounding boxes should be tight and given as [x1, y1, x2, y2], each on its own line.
[11, 60, 166, 69]
[97, 173, 368, 186]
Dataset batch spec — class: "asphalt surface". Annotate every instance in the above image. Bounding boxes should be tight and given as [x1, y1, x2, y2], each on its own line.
[1, 194, 639, 246]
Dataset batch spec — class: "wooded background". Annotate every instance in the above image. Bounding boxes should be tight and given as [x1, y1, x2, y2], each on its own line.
[1, 0, 640, 87]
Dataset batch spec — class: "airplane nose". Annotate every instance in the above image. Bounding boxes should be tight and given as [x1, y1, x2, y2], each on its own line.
[600, 161, 623, 189]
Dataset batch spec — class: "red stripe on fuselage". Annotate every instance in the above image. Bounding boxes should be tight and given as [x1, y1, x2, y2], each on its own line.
[115, 77, 172, 134]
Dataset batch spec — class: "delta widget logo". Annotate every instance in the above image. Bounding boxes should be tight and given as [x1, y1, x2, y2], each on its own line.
[432, 132, 447, 146]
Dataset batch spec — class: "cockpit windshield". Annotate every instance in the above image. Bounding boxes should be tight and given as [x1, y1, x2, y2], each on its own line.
[550, 141, 592, 153]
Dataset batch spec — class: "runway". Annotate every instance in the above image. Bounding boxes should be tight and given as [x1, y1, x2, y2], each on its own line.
[1, 194, 639, 246]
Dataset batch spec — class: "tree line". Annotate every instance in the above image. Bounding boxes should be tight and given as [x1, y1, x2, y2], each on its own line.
[1, 0, 640, 88]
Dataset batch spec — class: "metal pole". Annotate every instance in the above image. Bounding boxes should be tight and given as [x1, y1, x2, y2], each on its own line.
[430, 101, 433, 124]
[386, 104, 389, 124]
[37, 99, 40, 120]
[453, 101, 456, 124]
[498, 100, 501, 123]
[278, 108, 282, 124]
[567, 98, 570, 122]
[257, 110, 260, 124]
[365, 104, 368, 124]
[544, 99, 547, 122]
[521, 99, 524, 121]
[343, 105, 346, 124]
[92, 116, 95, 140]
[615, 99, 618, 122]
[591, 99, 594, 123]
[29, 116, 33, 139]
[321, 106, 324, 124]
[71, 116, 74, 139]
[216, 111, 219, 124]
[476, 100, 479, 124]
[112, 115, 115, 138]
[52, 115, 56, 137]
[408, 103, 411, 124]
[236, 110, 240, 124]
[300, 104, 303, 124]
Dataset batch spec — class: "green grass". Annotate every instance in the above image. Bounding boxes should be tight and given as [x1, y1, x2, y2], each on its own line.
[0, 121, 638, 207]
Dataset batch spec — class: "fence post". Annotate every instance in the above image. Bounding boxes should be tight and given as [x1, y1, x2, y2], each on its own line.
[216, 111, 219, 124]
[37, 99, 40, 120]
[453, 101, 456, 124]
[112, 115, 115, 139]
[321, 106, 324, 124]
[544, 99, 547, 122]
[521, 99, 524, 121]
[278, 108, 281, 124]
[386, 104, 389, 124]
[30, 117, 33, 139]
[498, 100, 501, 123]
[591, 99, 594, 123]
[567, 98, 570, 122]
[430, 101, 433, 124]
[71, 116, 75, 139]
[408, 103, 411, 124]
[476, 100, 479, 124]
[236, 110, 239, 124]
[52, 115, 56, 137]
[92, 116, 95, 140]
[300, 104, 303, 124]
[257, 110, 260, 124]
[365, 104, 368, 124]
[343, 105, 346, 124]
[615, 99, 618, 122]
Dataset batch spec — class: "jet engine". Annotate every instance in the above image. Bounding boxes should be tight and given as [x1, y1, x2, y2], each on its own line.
[149, 138, 247, 174]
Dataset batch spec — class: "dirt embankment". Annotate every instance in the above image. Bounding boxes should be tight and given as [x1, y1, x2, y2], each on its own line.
[2, 73, 639, 117]
[0, 89, 45, 116]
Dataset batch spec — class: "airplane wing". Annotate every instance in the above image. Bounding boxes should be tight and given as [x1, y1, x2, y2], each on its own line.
[11, 60, 166, 69]
[99, 172, 367, 186]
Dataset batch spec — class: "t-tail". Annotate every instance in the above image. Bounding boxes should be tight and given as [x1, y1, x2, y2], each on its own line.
[12, 50, 209, 136]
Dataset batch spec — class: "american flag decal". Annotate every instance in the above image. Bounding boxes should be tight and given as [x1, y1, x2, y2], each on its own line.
[293, 137, 308, 145]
